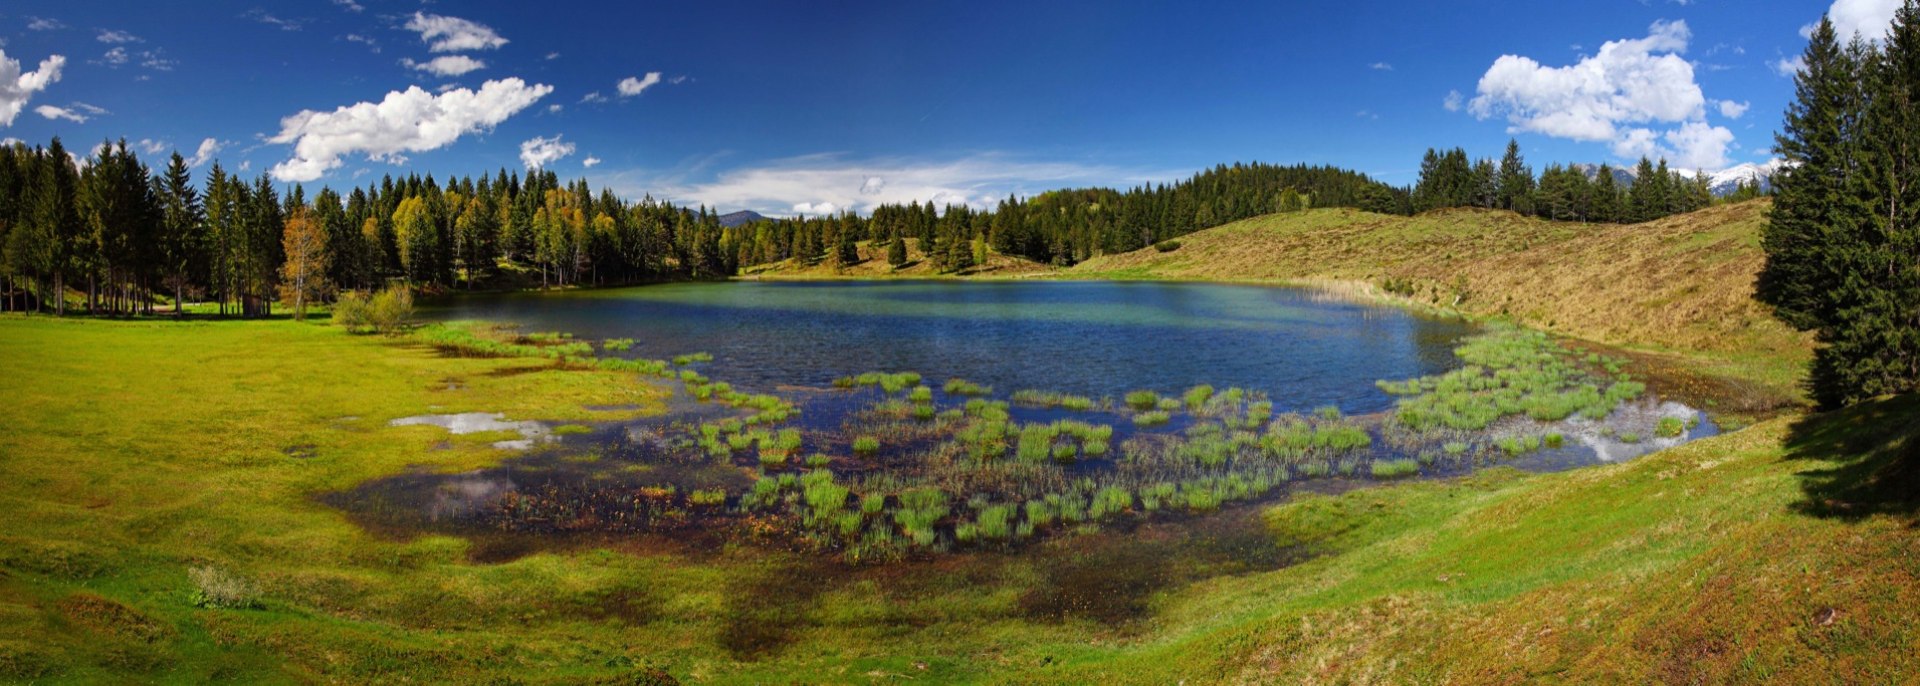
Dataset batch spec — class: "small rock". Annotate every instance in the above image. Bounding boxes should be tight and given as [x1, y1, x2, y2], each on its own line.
[1815, 607, 1838, 626]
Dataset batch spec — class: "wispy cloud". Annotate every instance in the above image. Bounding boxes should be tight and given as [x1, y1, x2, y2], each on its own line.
[618, 72, 662, 97]
[404, 12, 507, 52]
[243, 9, 306, 31]
[402, 55, 485, 77]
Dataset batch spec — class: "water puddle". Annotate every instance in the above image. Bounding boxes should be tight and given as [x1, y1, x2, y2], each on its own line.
[389, 412, 554, 450]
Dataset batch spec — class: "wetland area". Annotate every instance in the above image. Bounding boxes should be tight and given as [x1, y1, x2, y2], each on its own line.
[324, 281, 1716, 650]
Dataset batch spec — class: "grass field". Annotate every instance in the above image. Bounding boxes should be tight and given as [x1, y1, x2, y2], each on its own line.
[0, 312, 1913, 683]
[1069, 200, 1812, 406]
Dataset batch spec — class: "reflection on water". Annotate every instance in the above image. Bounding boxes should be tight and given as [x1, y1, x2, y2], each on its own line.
[389, 412, 553, 450]
[424, 281, 1480, 415]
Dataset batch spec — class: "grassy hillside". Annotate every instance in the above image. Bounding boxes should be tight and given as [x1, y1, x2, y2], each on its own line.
[740, 238, 1054, 279]
[0, 315, 1913, 683]
[1070, 200, 1811, 406]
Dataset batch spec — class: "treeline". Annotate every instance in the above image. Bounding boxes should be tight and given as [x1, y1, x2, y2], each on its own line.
[0, 152, 1408, 315]
[1409, 140, 1748, 224]
[731, 163, 1409, 270]
[0, 138, 745, 315]
[1756, 7, 1919, 409]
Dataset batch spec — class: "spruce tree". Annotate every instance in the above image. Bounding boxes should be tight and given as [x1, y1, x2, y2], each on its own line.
[156, 151, 203, 317]
[1758, 18, 1854, 331]
[887, 231, 908, 268]
[1759, 8, 1920, 407]
[1496, 139, 1535, 213]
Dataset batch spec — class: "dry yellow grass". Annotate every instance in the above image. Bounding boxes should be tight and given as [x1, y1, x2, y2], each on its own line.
[1070, 199, 1812, 400]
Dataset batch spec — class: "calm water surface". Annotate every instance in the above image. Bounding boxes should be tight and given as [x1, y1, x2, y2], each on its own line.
[427, 280, 1479, 415]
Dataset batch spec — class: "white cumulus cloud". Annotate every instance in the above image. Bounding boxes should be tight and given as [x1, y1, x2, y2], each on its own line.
[582, 155, 601, 168]
[1825, 0, 1902, 42]
[405, 12, 507, 53]
[403, 55, 485, 77]
[618, 72, 662, 97]
[1469, 20, 1701, 141]
[518, 134, 574, 169]
[2, 52, 66, 126]
[96, 29, 140, 44]
[135, 138, 168, 155]
[1464, 20, 1736, 170]
[28, 17, 66, 31]
[267, 77, 553, 182]
[1715, 99, 1750, 119]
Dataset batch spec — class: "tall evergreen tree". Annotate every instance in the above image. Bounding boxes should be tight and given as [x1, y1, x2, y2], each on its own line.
[1759, 8, 1920, 408]
[155, 151, 203, 317]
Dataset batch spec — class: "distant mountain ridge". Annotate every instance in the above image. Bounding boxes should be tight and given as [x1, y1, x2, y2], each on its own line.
[1568, 160, 1780, 197]
[717, 210, 767, 227]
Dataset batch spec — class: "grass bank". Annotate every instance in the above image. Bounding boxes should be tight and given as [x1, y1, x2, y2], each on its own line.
[1068, 200, 1811, 408]
[0, 314, 1913, 683]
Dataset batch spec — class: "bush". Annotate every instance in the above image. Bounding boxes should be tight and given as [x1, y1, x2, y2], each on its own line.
[852, 436, 880, 454]
[332, 291, 373, 332]
[1654, 416, 1685, 438]
[1153, 240, 1181, 253]
[368, 285, 414, 334]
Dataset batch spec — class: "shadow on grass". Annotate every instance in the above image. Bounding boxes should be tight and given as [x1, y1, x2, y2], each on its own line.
[1787, 393, 1920, 522]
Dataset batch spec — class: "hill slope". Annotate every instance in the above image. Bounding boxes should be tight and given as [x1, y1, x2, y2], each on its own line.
[1070, 199, 1810, 403]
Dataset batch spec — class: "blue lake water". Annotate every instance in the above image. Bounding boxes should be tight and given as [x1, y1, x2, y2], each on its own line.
[426, 280, 1480, 416]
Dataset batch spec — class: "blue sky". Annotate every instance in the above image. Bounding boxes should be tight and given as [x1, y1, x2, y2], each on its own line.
[0, 0, 1889, 216]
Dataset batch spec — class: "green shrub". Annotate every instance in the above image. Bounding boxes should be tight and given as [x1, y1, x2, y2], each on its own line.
[1655, 416, 1685, 438]
[367, 285, 414, 334]
[1124, 390, 1159, 410]
[852, 436, 880, 454]
[331, 291, 373, 332]
[1152, 240, 1181, 252]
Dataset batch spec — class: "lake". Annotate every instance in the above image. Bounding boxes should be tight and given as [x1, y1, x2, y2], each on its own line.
[424, 280, 1478, 416]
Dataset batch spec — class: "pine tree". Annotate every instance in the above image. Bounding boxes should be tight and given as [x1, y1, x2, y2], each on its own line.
[1759, 18, 1854, 331]
[887, 231, 908, 268]
[1496, 139, 1535, 213]
[1759, 8, 1920, 408]
[155, 152, 203, 317]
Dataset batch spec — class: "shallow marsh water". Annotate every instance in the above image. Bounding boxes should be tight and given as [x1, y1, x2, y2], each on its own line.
[329, 280, 1717, 645]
